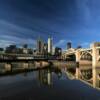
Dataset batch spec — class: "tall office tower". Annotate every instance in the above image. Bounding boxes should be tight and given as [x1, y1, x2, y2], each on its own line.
[37, 37, 44, 54]
[48, 37, 53, 54]
[55, 47, 62, 56]
[43, 43, 48, 55]
[67, 42, 71, 49]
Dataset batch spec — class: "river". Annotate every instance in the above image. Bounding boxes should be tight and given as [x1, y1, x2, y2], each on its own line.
[0, 67, 100, 100]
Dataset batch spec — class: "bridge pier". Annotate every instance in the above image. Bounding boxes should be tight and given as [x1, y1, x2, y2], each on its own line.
[92, 43, 100, 88]
[75, 62, 80, 79]
[75, 51, 80, 79]
[92, 68, 100, 88]
[76, 67, 80, 79]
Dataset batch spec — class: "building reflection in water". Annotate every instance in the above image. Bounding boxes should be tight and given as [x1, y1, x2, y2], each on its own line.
[38, 68, 52, 86]
[38, 67, 62, 86]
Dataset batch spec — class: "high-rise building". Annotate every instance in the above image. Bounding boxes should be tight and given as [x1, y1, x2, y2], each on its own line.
[0, 48, 4, 53]
[23, 44, 28, 48]
[55, 47, 62, 57]
[48, 37, 53, 54]
[37, 37, 44, 54]
[43, 43, 48, 55]
[67, 42, 71, 49]
[52, 47, 55, 55]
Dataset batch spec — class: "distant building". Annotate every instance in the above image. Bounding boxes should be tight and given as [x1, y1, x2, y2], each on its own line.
[5, 45, 17, 53]
[77, 45, 82, 49]
[33, 49, 37, 55]
[55, 47, 62, 57]
[23, 44, 28, 48]
[22, 48, 28, 54]
[48, 37, 53, 54]
[37, 37, 44, 55]
[67, 42, 71, 49]
[20, 44, 33, 54]
[16, 48, 23, 54]
[43, 43, 48, 55]
[28, 49, 33, 54]
[0, 48, 4, 53]
[52, 47, 55, 55]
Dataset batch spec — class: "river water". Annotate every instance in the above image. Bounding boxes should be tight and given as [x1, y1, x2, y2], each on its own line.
[0, 67, 100, 100]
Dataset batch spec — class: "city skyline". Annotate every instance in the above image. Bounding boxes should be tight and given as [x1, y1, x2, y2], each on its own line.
[0, 0, 100, 49]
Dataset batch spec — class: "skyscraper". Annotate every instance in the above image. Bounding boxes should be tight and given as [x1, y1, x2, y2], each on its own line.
[43, 43, 48, 55]
[37, 37, 44, 54]
[67, 42, 71, 49]
[48, 37, 53, 54]
[55, 47, 62, 57]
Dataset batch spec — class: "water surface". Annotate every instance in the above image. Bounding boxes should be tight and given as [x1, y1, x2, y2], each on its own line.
[0, 67, 100, 100]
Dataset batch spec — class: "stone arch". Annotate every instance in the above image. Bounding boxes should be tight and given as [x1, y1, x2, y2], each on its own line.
[80, 69, 92, 81]
[66, 54, 76, 61]
[97, 56, 100, 62]
[80, 51, 92, 61]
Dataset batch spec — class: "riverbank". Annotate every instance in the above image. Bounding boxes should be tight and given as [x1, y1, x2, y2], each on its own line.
[0, 61, 50, 75]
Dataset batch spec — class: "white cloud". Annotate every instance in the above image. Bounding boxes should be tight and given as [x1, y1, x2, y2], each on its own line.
[0, 40, 16, 48]
[54, 39, 67, 47]
[81, 42, 90, 47]
[0, 35, 36, 48]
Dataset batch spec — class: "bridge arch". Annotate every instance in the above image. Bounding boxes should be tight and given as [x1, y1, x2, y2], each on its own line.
[97, 56, 100, 62]
[66, 54, 76, 61]
[80, 69, 92, 82]
[80, 51, 92, 61]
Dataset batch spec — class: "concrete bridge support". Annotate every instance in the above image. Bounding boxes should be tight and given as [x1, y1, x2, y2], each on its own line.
[75, 50, 80, 63]
[92, 68, 99, 88]
[92, 43, 100, 88]
[76, 67, 80, 79]
[75, 50, 80, 79]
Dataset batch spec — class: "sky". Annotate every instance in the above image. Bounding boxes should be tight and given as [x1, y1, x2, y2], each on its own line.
[0, 0, 100, 49]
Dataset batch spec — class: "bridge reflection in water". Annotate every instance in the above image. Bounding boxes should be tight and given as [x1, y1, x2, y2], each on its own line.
[62, 61, 100, 89]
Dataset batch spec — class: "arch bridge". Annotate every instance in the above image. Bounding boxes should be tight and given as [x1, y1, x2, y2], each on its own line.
[62, 42, 100, 88]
